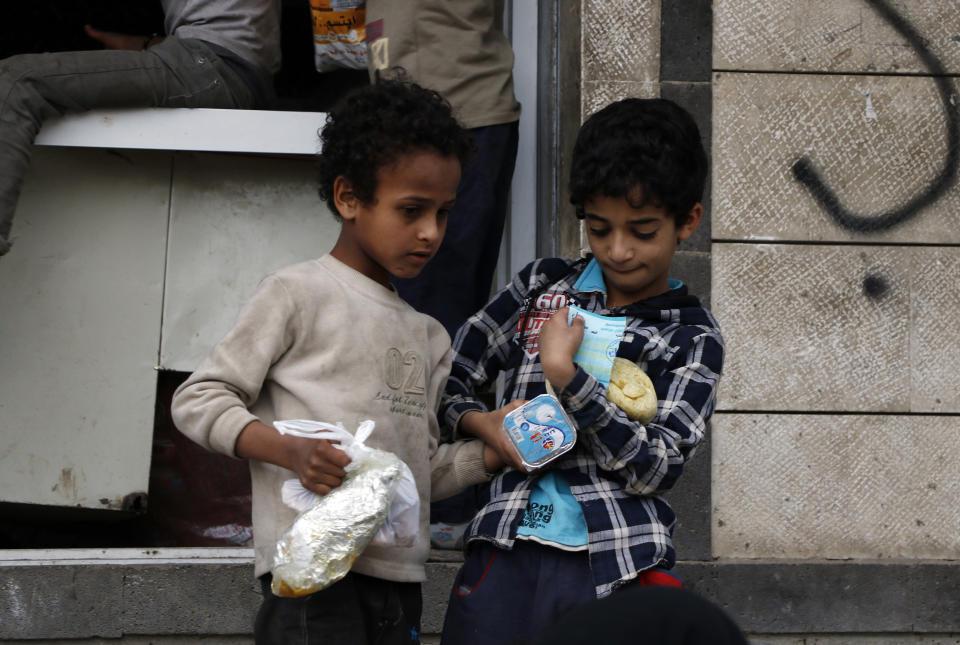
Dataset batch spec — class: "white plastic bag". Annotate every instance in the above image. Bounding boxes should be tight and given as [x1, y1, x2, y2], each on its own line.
[269, 419, 419, 597]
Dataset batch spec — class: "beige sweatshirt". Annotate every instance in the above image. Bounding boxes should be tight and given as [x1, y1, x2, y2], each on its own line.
[171, 254, 490, 581]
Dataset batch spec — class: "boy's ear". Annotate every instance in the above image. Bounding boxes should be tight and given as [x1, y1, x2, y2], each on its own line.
[333, 175, 360, 221]
[676, 203, 703, 242]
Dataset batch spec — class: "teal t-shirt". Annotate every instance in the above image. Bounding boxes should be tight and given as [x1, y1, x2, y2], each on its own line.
[516, 471, 588, 549]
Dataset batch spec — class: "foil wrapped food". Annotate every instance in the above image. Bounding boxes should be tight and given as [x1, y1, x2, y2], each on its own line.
[269, 419, 415, 598]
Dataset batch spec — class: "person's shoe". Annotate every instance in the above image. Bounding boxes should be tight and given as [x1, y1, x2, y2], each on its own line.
[429, 521, 468, 549]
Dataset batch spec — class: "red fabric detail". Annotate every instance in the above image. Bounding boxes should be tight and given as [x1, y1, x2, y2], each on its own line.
[454, 550, 498, 598]
[636, 569, 684, 588]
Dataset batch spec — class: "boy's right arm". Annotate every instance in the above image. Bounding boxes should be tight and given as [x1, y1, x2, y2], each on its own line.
[235, 420, 350, 495]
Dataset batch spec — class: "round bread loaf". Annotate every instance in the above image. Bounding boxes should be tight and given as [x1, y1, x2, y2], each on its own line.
[607, 357, 657, 424]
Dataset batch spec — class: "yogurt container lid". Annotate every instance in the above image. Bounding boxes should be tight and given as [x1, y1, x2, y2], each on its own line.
[502, 394, 577, 469]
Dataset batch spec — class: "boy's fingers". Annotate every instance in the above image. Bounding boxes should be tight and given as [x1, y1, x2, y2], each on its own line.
[311, 461, 347, 480]
[310, 472, 344, 490]
[310, 460, 347, 479]
[300, 463, 346, 494]
[316, 439, 352, 468]
[495, 433, 526, 472]
[311, 483, 335, 496]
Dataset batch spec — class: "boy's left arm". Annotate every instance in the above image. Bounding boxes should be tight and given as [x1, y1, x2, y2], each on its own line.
[539, 308, 724, 496]
[422, 327, 498, 501]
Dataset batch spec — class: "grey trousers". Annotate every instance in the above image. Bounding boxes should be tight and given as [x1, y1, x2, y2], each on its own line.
[0, 37, 256, 256]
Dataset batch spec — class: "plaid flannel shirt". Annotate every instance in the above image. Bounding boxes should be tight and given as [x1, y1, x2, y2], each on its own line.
[439, 257, 724, 598]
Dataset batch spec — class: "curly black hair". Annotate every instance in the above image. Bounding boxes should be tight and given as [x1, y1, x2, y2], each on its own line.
[569, 98, 708, 227]
[316, 74, 475, 220]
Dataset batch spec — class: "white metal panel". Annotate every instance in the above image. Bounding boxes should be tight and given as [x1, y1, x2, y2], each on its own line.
[159, 152, 341, 371]
[0, 547, 253, 565]
[35, 108, 327, 156]
[0, 148, 170, 510]
[499, 0, 538, 290]
[494, 1, 539, 292]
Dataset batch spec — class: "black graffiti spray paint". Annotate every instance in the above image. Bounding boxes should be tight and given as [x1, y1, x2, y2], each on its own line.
[791, 0, 959, 233]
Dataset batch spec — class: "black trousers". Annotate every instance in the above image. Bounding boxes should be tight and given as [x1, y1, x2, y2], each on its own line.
[255, 572, 422, 645]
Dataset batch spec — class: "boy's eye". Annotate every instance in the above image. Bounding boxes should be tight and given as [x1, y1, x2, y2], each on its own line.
[400, 205, 421, 217]
[587, 227, 610, 237]
[632, 230, 657, 240]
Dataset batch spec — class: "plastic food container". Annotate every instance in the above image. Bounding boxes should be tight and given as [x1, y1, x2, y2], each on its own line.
[502, 394, 577, 469]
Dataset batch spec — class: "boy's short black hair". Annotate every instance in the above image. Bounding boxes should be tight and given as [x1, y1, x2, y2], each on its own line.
[569, 98, 708, 226]
[317, 75, 475, 220]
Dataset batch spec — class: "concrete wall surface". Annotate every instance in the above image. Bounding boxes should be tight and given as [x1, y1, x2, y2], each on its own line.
[713, 413, 960, 559]
[708, 0, 960, 640]
[580, 0, 660, 118]
[2, 555, 958, 641]
[714, 0, 960, 74]
[713, 72, 959, 244]
[714, 243, 960, 413]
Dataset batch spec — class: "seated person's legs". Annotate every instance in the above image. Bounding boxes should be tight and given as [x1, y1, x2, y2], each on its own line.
[0, 37, 254, 256]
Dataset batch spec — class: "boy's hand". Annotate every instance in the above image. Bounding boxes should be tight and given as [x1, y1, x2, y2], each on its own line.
[235, 420, 351, 495]
[459, 401, 530, 473]
[287, 436, 352, 496]
[538, 307, 584, 391]
[84, 24, 162, 50]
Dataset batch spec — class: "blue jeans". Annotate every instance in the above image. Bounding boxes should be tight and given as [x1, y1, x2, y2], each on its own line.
[0, 37, 256, 256]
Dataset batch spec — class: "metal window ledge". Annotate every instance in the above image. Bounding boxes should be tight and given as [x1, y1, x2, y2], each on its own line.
[34, 108, 326, 155]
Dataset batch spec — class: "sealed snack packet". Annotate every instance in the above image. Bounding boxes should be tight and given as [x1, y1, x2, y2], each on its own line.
[269, 419, 418, 597]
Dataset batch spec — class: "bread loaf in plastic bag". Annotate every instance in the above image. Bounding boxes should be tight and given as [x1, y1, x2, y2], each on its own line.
[269, 419, 419, 597]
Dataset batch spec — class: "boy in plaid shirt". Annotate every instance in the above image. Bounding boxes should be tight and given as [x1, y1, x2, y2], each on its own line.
[439, 98, 725, 645]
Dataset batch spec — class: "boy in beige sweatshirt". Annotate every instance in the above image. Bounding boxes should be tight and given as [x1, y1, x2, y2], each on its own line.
[171, 78, 501, 645]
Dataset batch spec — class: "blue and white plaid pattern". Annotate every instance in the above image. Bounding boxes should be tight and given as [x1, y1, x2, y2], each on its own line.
[439, 257, 725, 598]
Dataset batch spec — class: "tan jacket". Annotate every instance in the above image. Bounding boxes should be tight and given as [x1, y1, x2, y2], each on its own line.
[365, 0, 521, 129]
